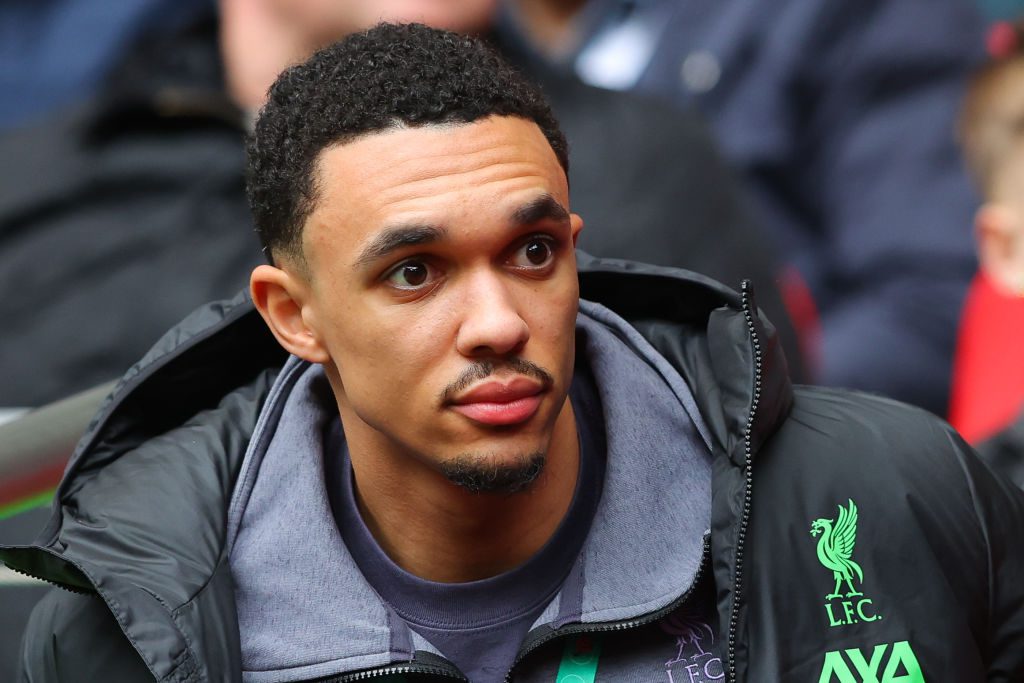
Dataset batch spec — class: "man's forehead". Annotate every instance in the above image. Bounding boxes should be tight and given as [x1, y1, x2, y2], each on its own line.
[301, 117, 569, 257]
[311, 117, 569, 215]
[311, 116, 563, 192]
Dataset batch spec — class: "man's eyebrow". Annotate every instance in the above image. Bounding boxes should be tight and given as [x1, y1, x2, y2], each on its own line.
[511, 194, 570, 226]
[355, 224, 446, 266]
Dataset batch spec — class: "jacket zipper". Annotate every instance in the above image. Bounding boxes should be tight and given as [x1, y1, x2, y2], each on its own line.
[502, 533, 712, 683]
[322, 660, 466, 683]
[725, 280, 762, 683]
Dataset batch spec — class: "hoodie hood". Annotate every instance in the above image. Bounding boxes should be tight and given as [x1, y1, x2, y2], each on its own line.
[226, 300, 713, 682]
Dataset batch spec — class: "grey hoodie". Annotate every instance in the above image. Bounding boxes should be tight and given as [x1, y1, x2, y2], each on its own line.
[227, 299, 713, 682]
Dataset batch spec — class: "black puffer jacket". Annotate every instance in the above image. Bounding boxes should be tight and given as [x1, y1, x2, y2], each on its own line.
[3, 258, 1022, 681]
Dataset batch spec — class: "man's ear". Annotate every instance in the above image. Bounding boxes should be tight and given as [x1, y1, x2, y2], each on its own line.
[250, 264, 331, 363]
[570, 213, 584, 246]
[975, 203, 1024, 295]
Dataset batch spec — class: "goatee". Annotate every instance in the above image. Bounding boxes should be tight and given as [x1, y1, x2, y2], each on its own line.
[440, 451, 545, 494]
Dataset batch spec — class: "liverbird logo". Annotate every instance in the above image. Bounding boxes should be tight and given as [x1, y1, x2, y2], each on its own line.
[810, 499, 864, 599]
[810, 499, 881, 628]
[660, 608, 723, 683]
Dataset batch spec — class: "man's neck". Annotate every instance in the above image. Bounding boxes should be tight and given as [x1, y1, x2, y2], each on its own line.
[344, 400, 580, 583]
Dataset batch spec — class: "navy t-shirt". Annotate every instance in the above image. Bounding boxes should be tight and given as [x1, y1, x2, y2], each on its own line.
[324, 365, 606, 682]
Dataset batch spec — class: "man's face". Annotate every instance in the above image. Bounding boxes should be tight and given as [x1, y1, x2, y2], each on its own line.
[294, 116, 582, 490]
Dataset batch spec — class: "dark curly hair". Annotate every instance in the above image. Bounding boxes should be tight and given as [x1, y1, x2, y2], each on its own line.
[246, 22, 569, 266]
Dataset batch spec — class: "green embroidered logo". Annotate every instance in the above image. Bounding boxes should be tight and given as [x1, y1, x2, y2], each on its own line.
[811, 499, 881, 627]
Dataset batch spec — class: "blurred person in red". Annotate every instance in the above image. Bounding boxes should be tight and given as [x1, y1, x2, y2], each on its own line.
[950, 19, 1024, 486]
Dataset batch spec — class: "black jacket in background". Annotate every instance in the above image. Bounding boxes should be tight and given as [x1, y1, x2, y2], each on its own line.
[0, 17, 803, 407]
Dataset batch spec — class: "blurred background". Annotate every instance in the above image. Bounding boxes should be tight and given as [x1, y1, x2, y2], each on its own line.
[3, 0, 1024, 676]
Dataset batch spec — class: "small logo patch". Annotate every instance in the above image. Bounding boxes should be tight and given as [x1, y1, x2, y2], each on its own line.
[810, 499, 881, 627]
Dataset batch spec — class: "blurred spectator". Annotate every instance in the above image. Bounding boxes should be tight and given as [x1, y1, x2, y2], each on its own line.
[219, 0, 500, 112]
[950, 21, 1024, 486]
[0, 10, 262, 407]
[0, 0, 803, 407]
[0, 0, 210, 130]
[496, 0, 988, 415]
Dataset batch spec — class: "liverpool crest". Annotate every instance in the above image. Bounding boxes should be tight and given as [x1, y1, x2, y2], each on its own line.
[810, 499, 880, 627]
[660, 609, 722, 683]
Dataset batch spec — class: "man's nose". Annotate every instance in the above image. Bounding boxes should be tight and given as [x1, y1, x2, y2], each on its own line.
[455, 270, 530, 358]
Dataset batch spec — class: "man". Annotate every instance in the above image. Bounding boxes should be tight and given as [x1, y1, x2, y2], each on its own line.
[5, 24, 1023, 682]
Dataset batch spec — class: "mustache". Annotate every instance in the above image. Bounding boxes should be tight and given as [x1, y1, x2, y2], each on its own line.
[440, 358, 554, 404]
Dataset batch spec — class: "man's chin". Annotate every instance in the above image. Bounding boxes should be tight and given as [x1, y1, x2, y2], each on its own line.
[439, 451, 545, 494]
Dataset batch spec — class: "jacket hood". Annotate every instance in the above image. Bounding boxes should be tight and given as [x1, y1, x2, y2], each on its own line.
[0, 255, 793, 682]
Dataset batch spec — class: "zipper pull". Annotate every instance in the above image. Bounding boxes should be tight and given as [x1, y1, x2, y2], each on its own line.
[554, 634, 603, 683]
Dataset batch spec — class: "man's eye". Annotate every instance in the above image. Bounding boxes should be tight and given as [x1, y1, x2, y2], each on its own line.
[511, 238, 556, 268]
[385, 260, 435, 289]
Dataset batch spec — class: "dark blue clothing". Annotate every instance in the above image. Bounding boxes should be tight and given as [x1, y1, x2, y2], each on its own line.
[325, 367, 607, 681]
[499, 0, 986, 414]
[0, 0, 209, 129]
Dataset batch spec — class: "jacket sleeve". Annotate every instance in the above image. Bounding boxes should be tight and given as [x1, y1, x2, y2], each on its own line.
[951, 428, 1024, 680]
[19, 589, 154, 682]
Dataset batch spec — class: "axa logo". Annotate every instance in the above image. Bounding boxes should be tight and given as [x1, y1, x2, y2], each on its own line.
[818, 641, 924, 682]
[810, 499, 881, 627]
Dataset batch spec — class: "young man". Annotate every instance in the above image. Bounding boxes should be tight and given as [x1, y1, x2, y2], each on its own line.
[5, 24, 1023, 683]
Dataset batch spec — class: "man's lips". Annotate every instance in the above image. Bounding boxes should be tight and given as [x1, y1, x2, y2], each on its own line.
[448, 378, 545, 426]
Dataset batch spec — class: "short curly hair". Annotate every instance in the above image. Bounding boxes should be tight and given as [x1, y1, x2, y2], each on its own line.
[246, 22, 569, 266]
